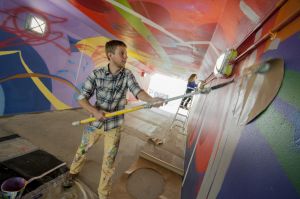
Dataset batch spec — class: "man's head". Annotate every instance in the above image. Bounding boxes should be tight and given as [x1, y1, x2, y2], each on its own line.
[105, 40, 127, 68]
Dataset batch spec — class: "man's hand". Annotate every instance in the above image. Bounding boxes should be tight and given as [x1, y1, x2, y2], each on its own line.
[137, 91, 165, 108]
[78, 99, 107, 121]
[92, 110, 107, 121]
[150, 97, 165, 107]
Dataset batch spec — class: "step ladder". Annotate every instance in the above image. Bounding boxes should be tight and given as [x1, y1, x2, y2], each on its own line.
[170, 102, 192, 135]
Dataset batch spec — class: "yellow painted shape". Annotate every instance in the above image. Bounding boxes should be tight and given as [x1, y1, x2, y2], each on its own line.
[76, 36, 149, 61]
[76, 37, 185, 74]
[0, 50, 70, 109]
[75, 36, 109, 57]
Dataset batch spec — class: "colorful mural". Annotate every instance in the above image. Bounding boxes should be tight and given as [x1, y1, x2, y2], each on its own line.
[0, 0, 299, 198]
[0, 0, 279, 115]
[217, 30, 300, 199]
[183, 0, 300, 199]
[0, 1, 93, 115]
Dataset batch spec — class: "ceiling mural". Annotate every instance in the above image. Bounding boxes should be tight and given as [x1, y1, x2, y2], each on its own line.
[0, 0, 282, 114]
[68, 0, 226, 78]
[68, 0, 279, 79]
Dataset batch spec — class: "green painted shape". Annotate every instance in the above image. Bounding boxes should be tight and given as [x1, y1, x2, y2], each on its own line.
[278, 70, 300, 109]
[113, 0, 171, 67]
[256, 106, 300, 194]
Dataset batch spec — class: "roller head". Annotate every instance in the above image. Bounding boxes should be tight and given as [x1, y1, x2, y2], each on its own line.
[72, 121, 80, 126]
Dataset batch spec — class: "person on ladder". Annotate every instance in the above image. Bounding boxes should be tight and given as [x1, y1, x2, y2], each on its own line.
[180, 73, 198, 109]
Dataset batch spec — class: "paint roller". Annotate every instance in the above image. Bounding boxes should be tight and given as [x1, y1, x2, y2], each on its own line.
[72, 60, 273, 126]
[1, 163, 66, 199]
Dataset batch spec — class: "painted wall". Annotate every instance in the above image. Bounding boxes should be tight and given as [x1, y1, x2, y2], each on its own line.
[183, 0, 300, 198]
[0, 0, 148, 116]
[1, 0, 275, 117]
[1, 1, 299, 198]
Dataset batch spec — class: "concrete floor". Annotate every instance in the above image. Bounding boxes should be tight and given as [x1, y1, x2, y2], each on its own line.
[0, 105, 185, 198]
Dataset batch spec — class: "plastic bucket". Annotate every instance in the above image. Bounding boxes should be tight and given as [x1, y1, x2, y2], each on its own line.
[1, 177, 26, 199]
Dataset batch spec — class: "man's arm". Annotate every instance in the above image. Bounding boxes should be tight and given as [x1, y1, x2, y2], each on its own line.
[137, 90, 164, 107]
[78, 99, 106, 121]
[126, 70, 164, 107]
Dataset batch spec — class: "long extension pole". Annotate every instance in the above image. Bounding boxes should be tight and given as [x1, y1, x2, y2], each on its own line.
[72, 59, 273, 126]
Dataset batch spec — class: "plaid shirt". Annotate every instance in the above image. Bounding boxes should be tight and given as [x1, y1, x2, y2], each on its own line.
[77, 65, 142, 131]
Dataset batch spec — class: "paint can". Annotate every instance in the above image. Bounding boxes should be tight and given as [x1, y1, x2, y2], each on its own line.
[1, 162, 66, 199]
[1, 177, 26, 199]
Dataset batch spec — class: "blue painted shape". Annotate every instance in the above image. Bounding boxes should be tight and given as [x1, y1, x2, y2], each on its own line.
[218, 123, 299, 199]
[0, 29, 51, 115]
[0, 85, 4, 115]
[184, 141, 195, 172]
[182, 153, 205, 199]
[262, 32, 300, 149]
[272, 97, 300, 148]
[67, 59, 75, 64]
[67, 35, 80, 52]
[263, 32, 300, 72]
[55, 69, 76, 80]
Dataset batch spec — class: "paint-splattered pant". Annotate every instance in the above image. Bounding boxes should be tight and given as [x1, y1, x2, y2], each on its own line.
[69, 125, 121, 198]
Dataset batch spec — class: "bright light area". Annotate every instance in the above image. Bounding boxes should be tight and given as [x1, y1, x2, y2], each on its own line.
[148, 73, 187, 114]
[27, 15, 46, 35]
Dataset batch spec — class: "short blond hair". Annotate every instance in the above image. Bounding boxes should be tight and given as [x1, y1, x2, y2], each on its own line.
[105, 40, 127, 60]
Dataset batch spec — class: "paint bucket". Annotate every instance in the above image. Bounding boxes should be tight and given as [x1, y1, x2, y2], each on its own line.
[1, 177, 26, 199]
[1, 162, 66, 199]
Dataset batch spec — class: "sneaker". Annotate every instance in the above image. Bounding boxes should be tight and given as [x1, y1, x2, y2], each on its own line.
[62, 173, 77, 188]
